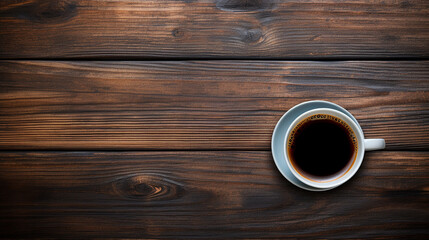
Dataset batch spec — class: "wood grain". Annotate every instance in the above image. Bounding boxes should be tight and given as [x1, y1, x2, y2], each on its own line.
[1, 60, 428, 150]
[0, 151, 427, 239]
[0, 0, 428, 59]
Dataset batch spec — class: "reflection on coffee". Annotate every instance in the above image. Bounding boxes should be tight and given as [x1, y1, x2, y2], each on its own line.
[287, 114, 358, 180]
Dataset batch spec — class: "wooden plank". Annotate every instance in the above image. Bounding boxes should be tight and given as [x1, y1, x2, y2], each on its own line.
[0, 151, 427, 238]
[1, 60, 428, 150]
[0, 0, 428, 59]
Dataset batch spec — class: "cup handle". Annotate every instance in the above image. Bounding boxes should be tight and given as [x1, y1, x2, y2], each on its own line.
[364, 139, 385, 151]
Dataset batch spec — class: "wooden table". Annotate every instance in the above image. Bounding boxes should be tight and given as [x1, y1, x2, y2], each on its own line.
[1, 1, 428, 239]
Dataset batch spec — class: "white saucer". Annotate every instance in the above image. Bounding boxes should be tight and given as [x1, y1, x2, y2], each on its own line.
[271, 100, 361, 191]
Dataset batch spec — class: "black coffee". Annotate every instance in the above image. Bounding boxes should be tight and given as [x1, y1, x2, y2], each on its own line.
[287, 114, 357, 179]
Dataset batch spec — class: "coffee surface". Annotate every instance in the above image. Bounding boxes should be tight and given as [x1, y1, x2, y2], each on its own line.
[288, 115, 356, 179]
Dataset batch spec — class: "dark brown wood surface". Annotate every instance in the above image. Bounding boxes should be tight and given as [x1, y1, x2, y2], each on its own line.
[1, 151, 428, 239]
[1, 60, 428, 150]
[1, 0, 429, 59]
[1, 0, 429, 239]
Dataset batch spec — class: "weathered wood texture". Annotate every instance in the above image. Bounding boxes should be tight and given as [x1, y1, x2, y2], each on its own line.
[1, 60, 428, 150]
[1, 0, 428, 59]
[0, 151, 427, 239]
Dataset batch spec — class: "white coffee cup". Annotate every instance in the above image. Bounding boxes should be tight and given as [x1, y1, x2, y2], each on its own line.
[283, 108, 385, 189]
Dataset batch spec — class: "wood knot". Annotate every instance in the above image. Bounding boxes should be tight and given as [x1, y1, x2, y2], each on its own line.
[172, 28, 185, 38]
[111, 174, 185, 201]
[216, 0, 278, 12]
[240, 28, 263, 44]
[400, 1, 413, 8]
[3, 0, 77, 23]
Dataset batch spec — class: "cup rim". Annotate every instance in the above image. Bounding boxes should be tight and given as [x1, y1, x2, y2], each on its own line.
[283, 108, 365, 189]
